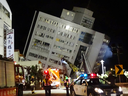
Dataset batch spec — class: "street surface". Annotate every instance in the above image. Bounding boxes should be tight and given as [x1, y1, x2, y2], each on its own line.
[23, 88, 67, 96]
[23, 87, 128, 96]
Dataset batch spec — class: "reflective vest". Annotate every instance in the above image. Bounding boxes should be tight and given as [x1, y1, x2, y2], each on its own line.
[43, 79, 52, 86]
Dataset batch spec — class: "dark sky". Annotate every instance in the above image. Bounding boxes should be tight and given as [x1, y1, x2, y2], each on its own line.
[6, 0, 128, 70]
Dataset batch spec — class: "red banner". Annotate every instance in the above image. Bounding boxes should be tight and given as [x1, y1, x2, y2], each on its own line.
[0, 88, 16, 96]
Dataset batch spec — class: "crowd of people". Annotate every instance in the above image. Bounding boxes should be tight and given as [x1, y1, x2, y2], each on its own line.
[29, 72, 125, 96]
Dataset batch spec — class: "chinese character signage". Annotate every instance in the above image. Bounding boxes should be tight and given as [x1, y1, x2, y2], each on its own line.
[6, 29, 14, 59]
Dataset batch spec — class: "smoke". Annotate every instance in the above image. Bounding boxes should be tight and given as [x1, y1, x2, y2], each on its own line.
[104, 46, 113, 59]
[103, 46, 113, 69]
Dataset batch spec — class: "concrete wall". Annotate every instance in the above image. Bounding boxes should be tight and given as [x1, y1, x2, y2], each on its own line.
[73, 7, 93, 16]
[0, 20, 4, 56]
[60, 9, 75, 22]
[87, 32, 104, 70]
[0, 60, 15, 87]
[0, 0, 12, 20]
[14, 51, 19, 63]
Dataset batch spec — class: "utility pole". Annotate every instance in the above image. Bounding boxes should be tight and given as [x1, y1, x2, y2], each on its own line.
[111, 43, 123, 82]
[111, 43, 123, 64]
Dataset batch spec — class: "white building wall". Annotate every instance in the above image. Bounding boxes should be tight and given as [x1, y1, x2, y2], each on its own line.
[14, 51, 19, 63]
[26, 12, 84, 74]
[72, 12, 83, 24]
[14, 50, 42, 68]
[80, 14, 95, 29]
[0, 1, 12, 57]
[87, 32, 105, 70]
[0, 0, 12, 20]
[73, 12, 95, 29]
[73, 7, 93, 16]
[17, 61, 41, 67]
[0, 20, 4, 56]
[60, 9, 75, 22]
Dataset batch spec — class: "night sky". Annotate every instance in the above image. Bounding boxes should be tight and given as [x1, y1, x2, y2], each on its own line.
[6, 0, 128, 71]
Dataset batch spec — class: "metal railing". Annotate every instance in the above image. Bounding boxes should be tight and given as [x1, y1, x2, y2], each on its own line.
[81, 51, 92, 74]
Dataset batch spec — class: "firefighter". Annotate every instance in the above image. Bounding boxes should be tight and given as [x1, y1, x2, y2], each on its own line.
[43, 75, 52, 96]
[30, 76, 35, 94]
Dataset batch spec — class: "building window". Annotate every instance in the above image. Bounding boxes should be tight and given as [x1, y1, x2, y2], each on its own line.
[56, 38, 74, 47]
[47, 28, 50, 31]
[49, 58, 58, 64]
[53, 45, 72, 53]
[43, 26, 46, 30]
[64, 56, 69, 60]
[3, 6, 10, 18]
[79, 32, 93, 44]
[35, 31, 45, 38]
[32, 39, 50, 53]
[29, 52, 38, 58]
[69, 42, 74, 47]
[38, 55, 47, 61]
[37, 24, 40, 28]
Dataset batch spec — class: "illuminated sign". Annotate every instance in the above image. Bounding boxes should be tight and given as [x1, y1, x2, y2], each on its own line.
[6, 29, 14, 59]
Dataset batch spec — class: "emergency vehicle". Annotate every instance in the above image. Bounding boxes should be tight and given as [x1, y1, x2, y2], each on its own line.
[70, 73, 123, 96]
[44, 68, 60, 88]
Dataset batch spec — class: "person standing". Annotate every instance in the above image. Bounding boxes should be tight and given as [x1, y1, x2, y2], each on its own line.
[64, 79, 69, 96]
[106, 72, 116, 85]
[70, 81, 74, 96]
[64, 74, 68, 83]
[30, 76, 35, 94]
[68, 76, 71, 84]
[43, 75, 52, 96]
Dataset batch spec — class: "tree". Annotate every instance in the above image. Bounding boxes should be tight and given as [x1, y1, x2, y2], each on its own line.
[30, 65, 43, 82]
[30, 65, 38, 77]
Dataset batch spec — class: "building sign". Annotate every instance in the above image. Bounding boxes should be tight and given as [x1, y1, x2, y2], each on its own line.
[6, 29, 14, 59]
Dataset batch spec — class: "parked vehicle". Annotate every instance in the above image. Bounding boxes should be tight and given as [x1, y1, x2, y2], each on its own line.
[70, 73, 123, 96]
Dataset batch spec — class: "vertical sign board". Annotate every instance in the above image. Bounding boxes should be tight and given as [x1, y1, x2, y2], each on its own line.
[115, 65, 123, 75]
[6, 29, 14, 59]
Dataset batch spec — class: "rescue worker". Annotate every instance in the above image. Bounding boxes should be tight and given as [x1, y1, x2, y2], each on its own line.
[64, 79, 69, 96]
[106, 72, 116, 85]
[30, 76, 35, 94]
[64, 74, 68, 83]
[43, 75, 52, 96]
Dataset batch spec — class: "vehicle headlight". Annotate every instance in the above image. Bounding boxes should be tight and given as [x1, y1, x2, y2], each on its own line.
[119, 87, 122, 92]
[94, 88, 104, 93]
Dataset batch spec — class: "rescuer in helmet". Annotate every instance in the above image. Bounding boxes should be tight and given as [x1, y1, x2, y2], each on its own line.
[30, 76, 35, 94]
[43, 75, 52, 96]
